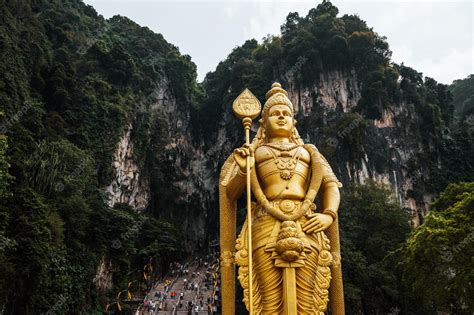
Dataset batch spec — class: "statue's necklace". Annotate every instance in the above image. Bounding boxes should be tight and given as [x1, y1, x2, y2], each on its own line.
[263, 144, 302, 180]
[264, 142, 299, 151]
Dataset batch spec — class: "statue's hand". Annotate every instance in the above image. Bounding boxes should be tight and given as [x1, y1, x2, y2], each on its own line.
[302, 213, 333, 234]
[233, 144, 255, 173]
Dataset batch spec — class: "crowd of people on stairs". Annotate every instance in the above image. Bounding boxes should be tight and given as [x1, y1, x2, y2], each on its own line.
[136, 254, 222, 315]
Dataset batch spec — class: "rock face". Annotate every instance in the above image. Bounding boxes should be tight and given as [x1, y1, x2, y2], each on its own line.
[288, 70, 361, 116]
[106, 123, 150, 211]
[104, 81, 216, 250]
[93, 256, 115, 292]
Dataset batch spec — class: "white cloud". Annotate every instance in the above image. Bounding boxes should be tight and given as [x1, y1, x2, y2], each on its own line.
[410, 48, 474, 84]
[223, 5, 236, 19]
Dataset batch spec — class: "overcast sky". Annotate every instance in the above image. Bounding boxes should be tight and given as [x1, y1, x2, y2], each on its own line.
[84, 0, 473, 84]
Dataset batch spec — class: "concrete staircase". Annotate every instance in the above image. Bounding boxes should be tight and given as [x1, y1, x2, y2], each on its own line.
[141, 263, 215, 315]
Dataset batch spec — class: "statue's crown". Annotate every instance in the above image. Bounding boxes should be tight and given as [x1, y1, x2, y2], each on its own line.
[262, 82, 294, 118]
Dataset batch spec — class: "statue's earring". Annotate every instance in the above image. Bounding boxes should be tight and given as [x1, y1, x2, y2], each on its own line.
[260, 125, 266, 142]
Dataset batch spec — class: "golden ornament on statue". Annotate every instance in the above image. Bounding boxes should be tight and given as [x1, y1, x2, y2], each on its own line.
[232, 88, 261, 120]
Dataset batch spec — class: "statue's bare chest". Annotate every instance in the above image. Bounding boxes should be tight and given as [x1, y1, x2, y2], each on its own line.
[255, 144, 311, 199]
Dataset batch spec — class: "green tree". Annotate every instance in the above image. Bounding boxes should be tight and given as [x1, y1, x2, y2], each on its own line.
[0, 134, 13, 198]
[450, 74, 474, 118]
[339, 181, 411, 313]
[0, 133, 16, 312]
[399, 182, 474, 314]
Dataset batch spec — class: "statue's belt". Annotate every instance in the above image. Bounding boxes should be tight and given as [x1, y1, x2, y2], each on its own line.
[272, 199, 301, 213]
[254, 199, 316, 221]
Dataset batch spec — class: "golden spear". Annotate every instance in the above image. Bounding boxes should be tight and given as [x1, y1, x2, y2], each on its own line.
[232, 88, 261, 314]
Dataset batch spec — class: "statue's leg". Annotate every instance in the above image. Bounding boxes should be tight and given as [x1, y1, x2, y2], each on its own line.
[295, 244, 331, 314]
[253, 245, 283, 314]
[296, 248, 320, 314]
[251, 215, 283, 314]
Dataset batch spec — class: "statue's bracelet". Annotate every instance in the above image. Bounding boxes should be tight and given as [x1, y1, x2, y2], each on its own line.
[302, 199, 312, 208]
[237, 168, 246, 177]
[322, 209, 338, 221]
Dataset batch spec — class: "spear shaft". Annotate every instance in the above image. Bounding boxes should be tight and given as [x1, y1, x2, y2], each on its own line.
[242, 117, 253, 315]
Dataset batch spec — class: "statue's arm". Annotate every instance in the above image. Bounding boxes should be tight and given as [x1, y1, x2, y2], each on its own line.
[321, 181, 341, 220]
[302, 151, 342, 233]
[320, 159, 342, 220]
[224, 145, 254, 200]
[225, 168, 246, 201]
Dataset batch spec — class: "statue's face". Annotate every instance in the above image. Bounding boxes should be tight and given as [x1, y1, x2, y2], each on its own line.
[265, 104, 294, 138]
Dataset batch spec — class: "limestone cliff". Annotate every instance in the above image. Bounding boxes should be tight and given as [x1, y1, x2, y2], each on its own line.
[104, 80, 215, 251]
[106, 123, 150, 211]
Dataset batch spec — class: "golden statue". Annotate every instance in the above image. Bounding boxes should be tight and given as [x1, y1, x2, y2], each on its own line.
[219, 83, 345, 314]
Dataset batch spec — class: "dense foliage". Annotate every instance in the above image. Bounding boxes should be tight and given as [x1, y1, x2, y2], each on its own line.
[339, 181, 411, 314]
[450, 74, 474, 120]
[398, 182, 474, 314]
[0, 0, 191, 313]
